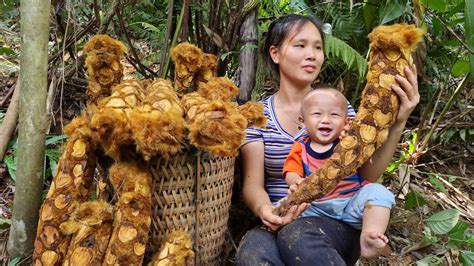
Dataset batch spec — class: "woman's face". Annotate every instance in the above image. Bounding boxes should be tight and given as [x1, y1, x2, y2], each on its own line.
[270, 22, 325, 88]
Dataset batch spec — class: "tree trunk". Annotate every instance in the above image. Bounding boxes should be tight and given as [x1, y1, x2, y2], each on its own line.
[7, 0, 51, 257]
[237, 2, 258, 103]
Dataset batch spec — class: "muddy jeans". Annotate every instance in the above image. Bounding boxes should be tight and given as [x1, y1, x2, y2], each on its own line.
[236, 216, 361, 266]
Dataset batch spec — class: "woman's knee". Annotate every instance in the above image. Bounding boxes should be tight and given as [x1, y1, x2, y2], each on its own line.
[236, 227, 283, 266]
[277, 217, 351, 265]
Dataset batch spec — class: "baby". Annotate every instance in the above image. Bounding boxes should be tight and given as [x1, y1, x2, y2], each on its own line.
[283, 86, 395, 258]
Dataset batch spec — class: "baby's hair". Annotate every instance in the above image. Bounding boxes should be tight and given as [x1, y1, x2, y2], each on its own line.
[262, 14, 325, 78]
[300, 85, 348, 116]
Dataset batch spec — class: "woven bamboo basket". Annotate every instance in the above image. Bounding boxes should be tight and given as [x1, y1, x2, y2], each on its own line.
[148, 148, 236, 265]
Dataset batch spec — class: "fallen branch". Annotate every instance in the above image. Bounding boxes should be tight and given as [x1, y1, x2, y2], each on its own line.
[0, 84, 15, 107]
[0, 81, 19, 163]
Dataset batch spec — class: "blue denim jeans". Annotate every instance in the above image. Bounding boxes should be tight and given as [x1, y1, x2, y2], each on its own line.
[236, 216, 361, 266]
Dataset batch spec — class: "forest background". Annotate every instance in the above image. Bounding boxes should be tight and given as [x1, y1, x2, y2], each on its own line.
[0, 0, 472, 265]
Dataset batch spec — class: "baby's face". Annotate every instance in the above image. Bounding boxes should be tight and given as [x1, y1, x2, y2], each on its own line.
[301, 91, 348, 145]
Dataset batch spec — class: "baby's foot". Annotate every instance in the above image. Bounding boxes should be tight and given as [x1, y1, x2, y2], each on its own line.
[360, 231, 388, 258]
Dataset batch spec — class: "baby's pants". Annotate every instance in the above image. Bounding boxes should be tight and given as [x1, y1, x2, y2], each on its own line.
[300, 183, 395, 229]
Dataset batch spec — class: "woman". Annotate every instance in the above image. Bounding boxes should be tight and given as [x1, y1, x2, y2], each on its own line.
[236, 14, 419, 265]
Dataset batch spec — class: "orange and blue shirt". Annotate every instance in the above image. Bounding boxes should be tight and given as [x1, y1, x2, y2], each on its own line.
[282, 137, 368, 202]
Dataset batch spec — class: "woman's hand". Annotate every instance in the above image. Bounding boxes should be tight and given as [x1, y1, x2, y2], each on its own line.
[258, 203, 309, 231]
[392, 64, 420, 124]
[339, 118, 353, 139]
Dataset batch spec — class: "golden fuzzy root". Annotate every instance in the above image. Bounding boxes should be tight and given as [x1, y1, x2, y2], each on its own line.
[368, 24, 425, 51]
[89, 80, 145, 160]
[197, 77, 239, 101]
[149, 230, 195, 266]
[60, 201, 114, 265]
[83, 34, 126, 56]
[84, 35, 126, 107]
[34, 115, 97, 265]
[171, 42, 203, 94]
[104, 162, 152, 266]
[188, 101, 247, 157]
[274, 24, 424, 216]
[195, 53, 218, 83]
[237, 102, 267, 128]
[129, 79, 185, 160]
[108, 162, 152, 196]
[181, 92, 210, 123]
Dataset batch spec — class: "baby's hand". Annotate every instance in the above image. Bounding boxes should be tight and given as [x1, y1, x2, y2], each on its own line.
[287, 178, 304, 195]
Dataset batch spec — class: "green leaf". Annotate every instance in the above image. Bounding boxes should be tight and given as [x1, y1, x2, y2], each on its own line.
[460, 129, 467, 141]
[363, 0, 379, 30]
[446, 2, 465, 17]
[240, 43, 258, 51]
[3, 155, 16, 181]
[451, 60, 470, 77]
[128, 21, 163, 34]
[448, 220, 468, 242]
[380, 0, 405, 24]
[0, 217, 11, 229]
[441, 39, 462, 47]
[460, 250, 474, 266]
[426, 209, 460, 234]
[404, 190, 427, 210]
[45, 135, 66, 146]
[423, 0, 447, 12]
[324, 35, 368, 80]
[0, 46, 15, 56]
[8, 256, 20, 266]
[448, 175, 458, 182]
[45, 149, 61, 162]
[428, 175, 446, 192]
[466, 0, 474, 81]
[416, 255, 443, 266]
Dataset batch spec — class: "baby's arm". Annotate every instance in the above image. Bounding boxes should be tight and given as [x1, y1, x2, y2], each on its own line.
[285, 172, 304, 186]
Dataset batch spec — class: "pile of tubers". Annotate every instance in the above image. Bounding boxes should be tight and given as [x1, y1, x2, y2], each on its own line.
[33, 35, 266, 265]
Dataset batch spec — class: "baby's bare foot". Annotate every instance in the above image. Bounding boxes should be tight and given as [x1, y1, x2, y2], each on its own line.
[360, 231, 388, 258]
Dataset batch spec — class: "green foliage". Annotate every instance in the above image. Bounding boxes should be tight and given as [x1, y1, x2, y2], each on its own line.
[0, 45, 15, 56]
[379, 0, 406, 24]
[0, 0, 19, 21]
[387, 131, 417, 172]
[426, 209, 459, 234]
[415, 254, 443, 266]
[0, 217, 11, 229]
[324, 35, 368, 80]
[451, 59, 470, 77]
[434, 127, 474, 145]
[418, 209, 473, 264]
[428, 175, 446, 192]
[460, 250, 474, 265]
[7, 256, 20, 266]
[2, 135, 66, 182]
[404, 190, 427, 209]
[465, 0, 474, 80]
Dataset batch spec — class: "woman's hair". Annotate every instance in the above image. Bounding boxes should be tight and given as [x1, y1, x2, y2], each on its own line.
[262, 14, 325, 77]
